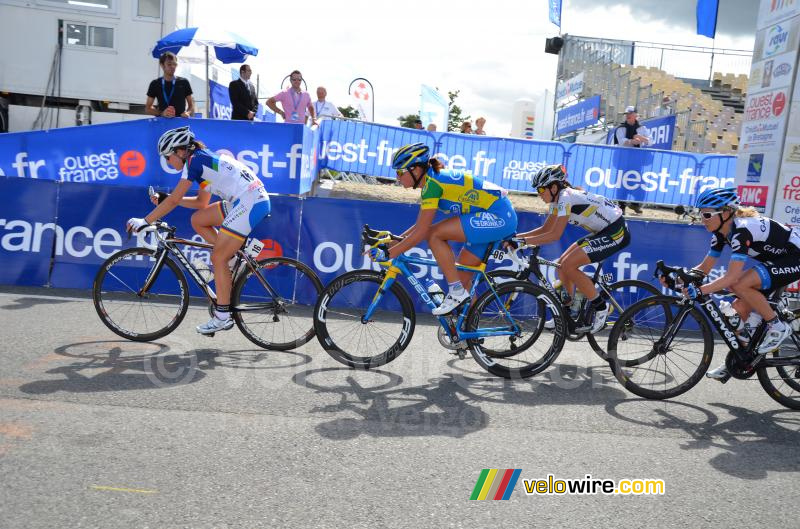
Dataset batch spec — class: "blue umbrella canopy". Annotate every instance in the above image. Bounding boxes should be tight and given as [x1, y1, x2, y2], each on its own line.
[152, 27, 258, 64]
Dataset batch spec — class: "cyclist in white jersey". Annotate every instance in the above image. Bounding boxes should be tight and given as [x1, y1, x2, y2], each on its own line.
[513, 164, 631, 334]
[126, 126, 270, 335]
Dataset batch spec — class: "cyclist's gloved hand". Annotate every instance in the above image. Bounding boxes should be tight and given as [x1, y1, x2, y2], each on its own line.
[368, 245, 389, 262]
[126, 217, 149, 233]
[685, 283, 702, 300]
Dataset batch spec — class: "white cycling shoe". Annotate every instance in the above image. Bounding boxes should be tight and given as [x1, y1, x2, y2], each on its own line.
[758, 321, 793, 353]
[196, 316, 234, 335]
[706, 364, 729, 381]
[432, 289, 470, 316]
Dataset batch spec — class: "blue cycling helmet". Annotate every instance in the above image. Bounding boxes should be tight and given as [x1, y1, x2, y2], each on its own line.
[391, 142, 430, 171]
[694, 187, 740, 210]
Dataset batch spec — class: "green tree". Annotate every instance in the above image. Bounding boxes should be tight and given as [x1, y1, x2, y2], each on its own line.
[397, 113, 421, 128]
[447, 90, 470, 132]
[338, 105, 360, 119]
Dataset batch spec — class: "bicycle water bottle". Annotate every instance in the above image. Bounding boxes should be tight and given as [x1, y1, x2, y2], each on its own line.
[719, 300, 741, 329]
[425, 279, 445, 305]
[191, 256, 214, 283]
[571, 291, 585, 319]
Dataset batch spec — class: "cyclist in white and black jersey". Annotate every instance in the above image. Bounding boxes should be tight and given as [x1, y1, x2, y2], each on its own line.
[126, 126, 270, 335]
[514, 164, 631, 334]
[682, 187, 799, 380]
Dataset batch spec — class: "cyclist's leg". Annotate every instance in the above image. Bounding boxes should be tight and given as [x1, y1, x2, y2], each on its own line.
[559, 242, 593, 299]
[731, 266, 777, 320]
[190, 201, 226, 244]
[428, 216, 466, 286]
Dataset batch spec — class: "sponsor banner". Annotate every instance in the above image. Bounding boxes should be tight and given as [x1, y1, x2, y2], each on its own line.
[2, 179, 741, 317]
[737, 184, 770, 209]
[209, 79, 233, 120]
[753, 17, 800, 63]
[784, 141, 800, 164]
[739, 88, 790, 151]
[753, 54, 796, 91]
[758, 0, 800, 28]
[605, 115, 676, 150]
[317, 119, 735, 204]
[556, 95, 600, 135]
[774, 171, 800, 225]
[420, 84, 448, 132]
[0, 177, 59, 286]
[0, 118, 311, 195]
[556, 72, 584, 104]
[736, 150, 782, 187]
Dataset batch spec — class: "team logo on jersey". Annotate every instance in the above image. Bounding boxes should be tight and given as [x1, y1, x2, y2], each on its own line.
[730, 235, 742, 252]
[461, 190, 481, 204]
[470, 212, 506, 229]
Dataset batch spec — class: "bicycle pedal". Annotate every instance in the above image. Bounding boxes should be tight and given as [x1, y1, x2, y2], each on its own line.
[203, 332, 215, 338]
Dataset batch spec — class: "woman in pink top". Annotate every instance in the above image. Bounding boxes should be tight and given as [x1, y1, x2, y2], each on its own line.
[266, 70, 317, 125]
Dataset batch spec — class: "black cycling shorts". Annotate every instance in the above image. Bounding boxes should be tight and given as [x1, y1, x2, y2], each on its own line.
[575, 217, 631, 263]
[753, 256, 800, 292]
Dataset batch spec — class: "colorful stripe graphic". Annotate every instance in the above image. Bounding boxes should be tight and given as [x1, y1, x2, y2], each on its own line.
[470, 469, 521, 500]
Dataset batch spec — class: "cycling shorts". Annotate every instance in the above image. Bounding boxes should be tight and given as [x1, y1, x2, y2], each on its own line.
[218, 188, 271, 241]
[460, 197, 518, 259]
[752, 256, 800, 292]
[576, 217, 631, 263]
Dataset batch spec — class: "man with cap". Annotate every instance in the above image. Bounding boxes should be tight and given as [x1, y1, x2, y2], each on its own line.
[610, 106, 652, 215]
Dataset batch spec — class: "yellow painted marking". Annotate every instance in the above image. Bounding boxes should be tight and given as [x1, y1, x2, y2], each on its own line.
[90, 485, 158, 494]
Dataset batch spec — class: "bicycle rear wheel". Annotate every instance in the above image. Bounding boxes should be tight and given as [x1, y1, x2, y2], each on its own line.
[466, 281, 566, 379]
[232, 257, 322, 351]
[757, 329, 800, 409]
[607, 295, 713, 399]
[93, 247, 189, 341]
[313, 270, 416, 369]
[587, 279, 661, 360]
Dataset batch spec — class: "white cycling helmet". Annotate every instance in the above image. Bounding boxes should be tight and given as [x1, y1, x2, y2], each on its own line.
[531, 164, 567, 189]
[157, 126, 194, 157]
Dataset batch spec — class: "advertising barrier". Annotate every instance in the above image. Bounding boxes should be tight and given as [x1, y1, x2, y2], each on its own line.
[556, 95, 601, 135]
[0, 118, 312, 195]
[606, 115, 677, 150]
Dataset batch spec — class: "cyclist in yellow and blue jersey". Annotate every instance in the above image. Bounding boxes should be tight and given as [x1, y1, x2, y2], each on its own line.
[369, 142, 518, 315]
[514, 164, 631, 334]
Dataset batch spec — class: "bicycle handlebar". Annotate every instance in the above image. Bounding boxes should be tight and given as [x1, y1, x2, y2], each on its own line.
[362, 224, 404, 249]
[655, 260, 706, 291]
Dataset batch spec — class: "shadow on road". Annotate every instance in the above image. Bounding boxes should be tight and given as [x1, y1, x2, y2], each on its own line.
[606, 399, 800, 480]
[1, 297, 72, 311]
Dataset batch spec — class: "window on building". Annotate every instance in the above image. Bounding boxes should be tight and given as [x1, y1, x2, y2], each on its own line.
[63, 21, 114, 49]
[41, 0, 113, 10]
[137, 0, 161, 18]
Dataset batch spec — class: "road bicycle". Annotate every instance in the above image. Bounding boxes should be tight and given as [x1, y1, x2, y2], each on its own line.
[488, 244, 661, 361]
[93, 220, 322, 350]
[606, 261, 800, 409]
[313, 225, 568, 379]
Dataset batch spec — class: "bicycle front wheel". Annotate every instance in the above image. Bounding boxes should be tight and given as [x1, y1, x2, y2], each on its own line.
[466, 281, 567, 379]
[232, 257, 322, 351]
[607, 295, 713, 399]
[313, 270, 416, 369]
[757, 329, 800, 410]
[588, 279, 662, 359]
[93, 247, 189, 341]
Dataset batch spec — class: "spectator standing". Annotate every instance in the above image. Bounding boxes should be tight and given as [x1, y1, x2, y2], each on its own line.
[460, 121, 473, 134]
[267, 70, 316, 125]
[313, 86, 343, 120]
[146, 52, 195, 118]
[426, 123, 437, 132]
[656, 96, 673, 117]
[610, 105, 652, 215]
[474, 117, 487, 135]
[229, 64, 259, 121]
[413, 119, 423, 129]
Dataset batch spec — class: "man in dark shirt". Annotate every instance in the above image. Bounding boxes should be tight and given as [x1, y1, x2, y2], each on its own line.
[228, 64, 258, 121]
[146, 51, 195, 118]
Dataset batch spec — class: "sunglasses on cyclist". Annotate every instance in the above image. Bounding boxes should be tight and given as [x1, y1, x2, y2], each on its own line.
[537, 186, 548, 194]
[700, 210, 724, 220]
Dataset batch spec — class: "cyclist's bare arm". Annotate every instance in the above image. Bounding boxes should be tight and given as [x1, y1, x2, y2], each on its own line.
[388, 209, 436, 258]
[702, 259, 746, 295]
[175, 189, 212, 209]
[521, 215, 567, 247]
[144, 179, 192, 223]
[693, 255, 717, 276]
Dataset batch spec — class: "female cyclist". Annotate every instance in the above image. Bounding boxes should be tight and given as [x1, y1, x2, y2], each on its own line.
[683, 187, 799, 380]
[126, 126, 271, 335]
[370, 142, 518, 315]
[514, 164, 631, 334]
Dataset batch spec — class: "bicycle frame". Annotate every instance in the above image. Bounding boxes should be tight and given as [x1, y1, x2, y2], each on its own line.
[364, 250, 521, 342]
[136, 225, 282, 312]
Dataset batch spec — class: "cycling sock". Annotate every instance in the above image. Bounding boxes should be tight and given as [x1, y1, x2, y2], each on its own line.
[215, 305, 231, 320]
[590, 295, 606, 311]
[766, 316, 779, 326]
[448, 281, 465, 294]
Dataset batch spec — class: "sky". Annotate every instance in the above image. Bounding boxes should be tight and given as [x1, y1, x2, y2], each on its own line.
[193, 0, 759, 136]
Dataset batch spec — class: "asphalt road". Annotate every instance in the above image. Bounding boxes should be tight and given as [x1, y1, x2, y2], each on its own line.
[1, 286, 798, 529]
